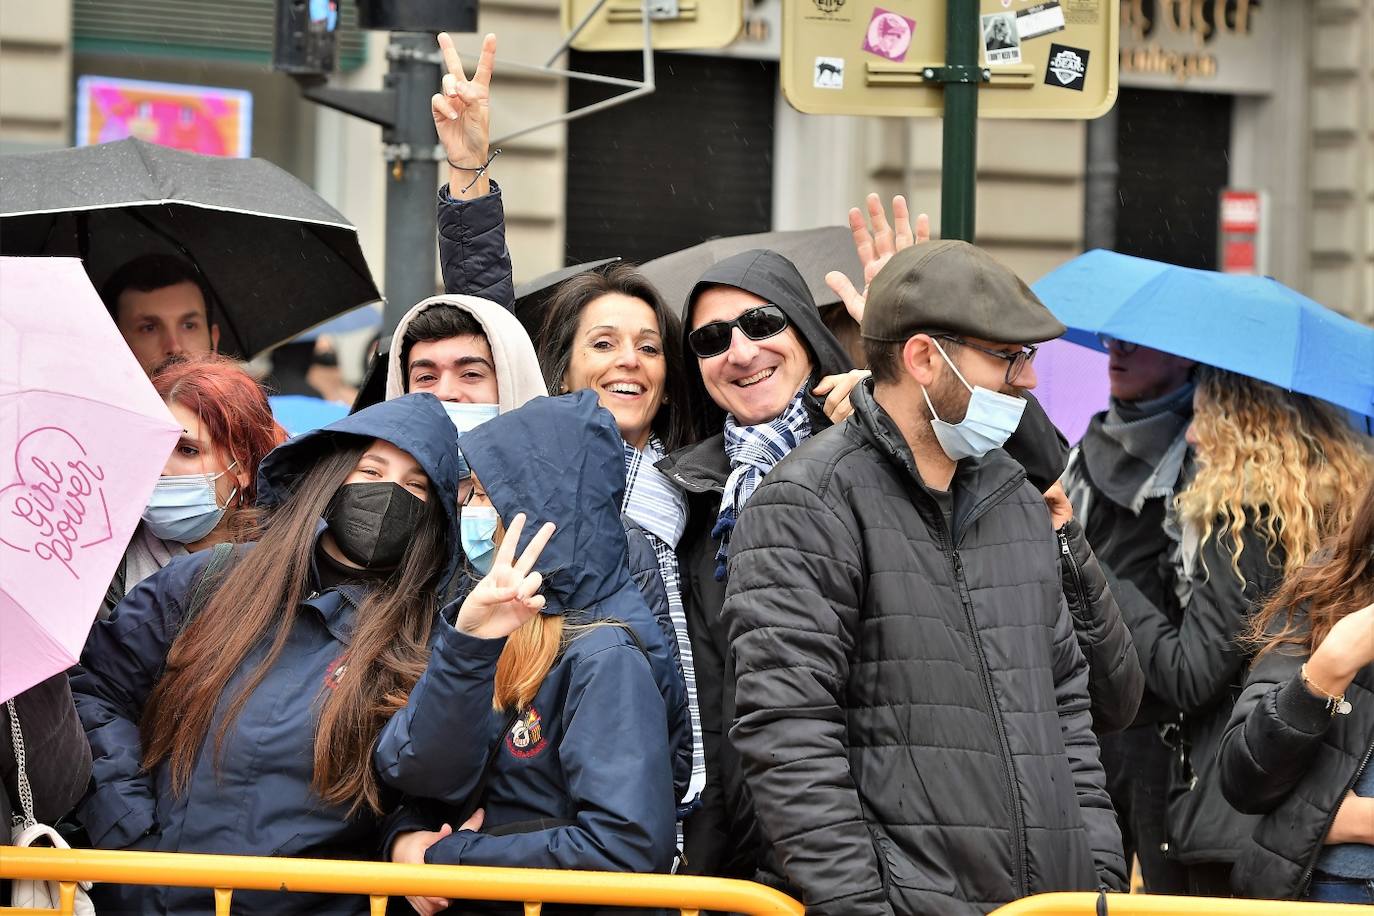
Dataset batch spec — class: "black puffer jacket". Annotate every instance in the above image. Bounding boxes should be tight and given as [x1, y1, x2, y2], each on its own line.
[1057, 517, 1144, 733]
[1116, 521, 1283, 864]
[721, 381, 1126, 915]
[656, 249, 854, 877]
[1219, 633, 1374, 900]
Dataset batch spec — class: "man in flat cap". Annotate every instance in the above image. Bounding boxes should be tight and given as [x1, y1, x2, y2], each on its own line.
[720, 240, 1127, 915]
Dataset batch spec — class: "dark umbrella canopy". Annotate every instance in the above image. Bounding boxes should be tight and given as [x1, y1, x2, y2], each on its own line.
[511, 257, 620, 343]
[638, 225, 863, 314]
[0, 138, 380, 359]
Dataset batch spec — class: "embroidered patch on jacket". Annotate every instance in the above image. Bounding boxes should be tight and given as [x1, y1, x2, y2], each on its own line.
[322, 653, 350, 690]
[505, 707, 547, 759]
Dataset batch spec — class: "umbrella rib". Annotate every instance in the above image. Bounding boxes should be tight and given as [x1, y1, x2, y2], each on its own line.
[299, 221, 382, 300]
[124, 208, 249, 357]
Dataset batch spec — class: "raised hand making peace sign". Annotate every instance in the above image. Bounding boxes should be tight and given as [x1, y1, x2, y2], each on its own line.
[432, 31, 496, 200]
[455, 513, 557, 640]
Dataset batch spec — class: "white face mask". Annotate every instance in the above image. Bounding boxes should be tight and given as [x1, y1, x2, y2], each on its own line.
[921, 339, 1026, 461]
[442, 402, 499, 434]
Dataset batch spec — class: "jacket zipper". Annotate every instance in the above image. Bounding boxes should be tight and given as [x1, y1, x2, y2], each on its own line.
[1296, 734, 1374, 896]
[1058, 530, 1089, 631]
[950, 546, 1029, 898]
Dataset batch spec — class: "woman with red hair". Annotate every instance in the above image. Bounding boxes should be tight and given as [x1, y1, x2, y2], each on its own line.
[100, 354, 286, 617]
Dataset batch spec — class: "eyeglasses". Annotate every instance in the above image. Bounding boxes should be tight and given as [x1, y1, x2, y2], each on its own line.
[1097, 334, 1139, 355]
[687, 305, 790, 359]
[934, 335, 1038, 386]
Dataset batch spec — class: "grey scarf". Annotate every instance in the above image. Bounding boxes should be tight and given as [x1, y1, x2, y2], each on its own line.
[1081, 382, 1195, 512]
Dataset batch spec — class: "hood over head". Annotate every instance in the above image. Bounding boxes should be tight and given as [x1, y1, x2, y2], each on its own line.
[372, 294, 548, 413]
[457, 391, 630, 613]
[256, 392, 463, 583]
[681, 249, 853, 435]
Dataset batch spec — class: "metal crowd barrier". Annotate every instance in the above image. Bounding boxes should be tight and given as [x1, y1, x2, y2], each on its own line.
[988, 890, 1363, 914]
[0, 845, 804, 915]
[2, 849, 1365, 915]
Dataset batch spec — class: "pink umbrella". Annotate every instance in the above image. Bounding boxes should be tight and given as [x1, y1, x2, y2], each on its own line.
[1032, 336, 1110, 445]
[0, 257, 180, 702]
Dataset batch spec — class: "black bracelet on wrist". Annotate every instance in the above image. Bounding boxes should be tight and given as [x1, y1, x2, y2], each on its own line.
[448, 149, 501, 194]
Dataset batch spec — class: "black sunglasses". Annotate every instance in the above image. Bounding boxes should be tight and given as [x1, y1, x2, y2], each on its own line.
[934, 335, 1038, 386]
[688, 305, 790, 358]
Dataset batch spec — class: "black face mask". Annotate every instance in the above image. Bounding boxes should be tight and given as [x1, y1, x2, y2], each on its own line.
[324, 481, 426, 570]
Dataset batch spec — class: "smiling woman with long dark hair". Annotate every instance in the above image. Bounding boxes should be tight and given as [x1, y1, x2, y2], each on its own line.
[71, 393, 462, 915]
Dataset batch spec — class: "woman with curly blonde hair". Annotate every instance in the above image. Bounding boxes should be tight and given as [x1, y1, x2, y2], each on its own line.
[1117, 366, 1374, 896]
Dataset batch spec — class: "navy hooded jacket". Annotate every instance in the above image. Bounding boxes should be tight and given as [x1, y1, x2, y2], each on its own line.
[373, 392, 677, 877]
[71, 394, 462, 915]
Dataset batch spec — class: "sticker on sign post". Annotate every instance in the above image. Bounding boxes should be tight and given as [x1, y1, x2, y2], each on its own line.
[813, 56, 845, 88]
[1045, 44, 1089, 89]
[1017, 2, 1066, 41]
[981, 13, 1022, 66]
[862, 8, 916, 62]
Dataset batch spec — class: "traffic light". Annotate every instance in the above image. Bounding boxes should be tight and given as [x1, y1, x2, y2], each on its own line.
[355, 0, 477, 33]
[273, 0, 341, 75]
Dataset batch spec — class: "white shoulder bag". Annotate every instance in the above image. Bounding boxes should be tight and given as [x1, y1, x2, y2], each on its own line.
[6, 698, 95, 914]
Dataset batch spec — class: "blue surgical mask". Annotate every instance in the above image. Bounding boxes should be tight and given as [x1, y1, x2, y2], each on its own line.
[460, 506, 500, 576]
[141, 462, 238, 544]
[443, 402, 499, 434]
[922, 340, 1026, 461]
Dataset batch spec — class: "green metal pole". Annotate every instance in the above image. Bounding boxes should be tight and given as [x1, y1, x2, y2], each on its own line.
[941, 0, 981, 241]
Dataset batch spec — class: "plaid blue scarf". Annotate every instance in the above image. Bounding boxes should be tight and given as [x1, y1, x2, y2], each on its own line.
[712, 386, 812, 580]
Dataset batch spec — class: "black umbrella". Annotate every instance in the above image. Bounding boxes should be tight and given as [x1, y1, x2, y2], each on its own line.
[638, 226, 863, 315]
[511, 257, 620, 342]
[0, 138, 381, 359]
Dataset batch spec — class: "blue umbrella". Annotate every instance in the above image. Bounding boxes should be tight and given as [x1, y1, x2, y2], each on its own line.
[269, 395, 349, 437]
[1034, 249, 1374, 418]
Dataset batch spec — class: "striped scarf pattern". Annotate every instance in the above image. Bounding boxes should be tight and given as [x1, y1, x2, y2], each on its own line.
[711, 387, 813, 581]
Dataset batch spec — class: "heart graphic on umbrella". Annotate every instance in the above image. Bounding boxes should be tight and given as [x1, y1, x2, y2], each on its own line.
[0, 426, 112, 580]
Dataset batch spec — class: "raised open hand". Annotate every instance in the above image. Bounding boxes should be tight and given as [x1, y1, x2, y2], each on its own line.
[432, 32, 495, 197]
[825, 193, 931, 324]
[455, 513, 556, 640]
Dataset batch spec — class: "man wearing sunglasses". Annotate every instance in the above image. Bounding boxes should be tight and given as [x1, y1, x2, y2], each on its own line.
[655, 248, 855, 878]
[721, 240, 1127, 915]
[1059, 330, 1198, 895]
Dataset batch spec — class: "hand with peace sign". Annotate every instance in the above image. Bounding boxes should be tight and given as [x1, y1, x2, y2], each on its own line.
[456, 513, 557, 640]
[825, 193, 931, 324]
[432, 31, 496, 201]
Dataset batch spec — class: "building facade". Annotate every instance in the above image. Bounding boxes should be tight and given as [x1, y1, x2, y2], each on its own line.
[2, 0, 1370, 327]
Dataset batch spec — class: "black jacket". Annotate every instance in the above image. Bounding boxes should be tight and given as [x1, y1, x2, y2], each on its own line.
[0, 673, 91, 832]
[1116, 522, 1283, 864]
[438, 183, 514, 306]
[657, 249, 854, 877]
[721, 381, 1126, 915]
[1063, 446, 1185, 725]
[1057, 517, 1144, 734]
[1219, 635, 1374, 899]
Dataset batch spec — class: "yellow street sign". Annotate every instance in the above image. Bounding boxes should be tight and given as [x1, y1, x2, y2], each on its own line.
[563, 1, 745, 52]
[782, 0, 1117, 119]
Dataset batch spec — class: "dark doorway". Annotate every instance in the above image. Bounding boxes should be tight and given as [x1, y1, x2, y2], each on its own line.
[564, 51, 777, 267]
[1114, 88, 1232, 270]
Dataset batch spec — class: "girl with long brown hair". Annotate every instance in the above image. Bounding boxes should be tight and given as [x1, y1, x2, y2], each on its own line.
[376, 392, 676, 916]
[71, 393, 462, 915]
[1219, 484, 1374, 903]
[1118, 366, 1374, 895]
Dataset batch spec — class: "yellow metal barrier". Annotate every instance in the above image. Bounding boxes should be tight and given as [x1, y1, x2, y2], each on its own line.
[0, 845, 803, 915]
[989, 890, 1364, 914]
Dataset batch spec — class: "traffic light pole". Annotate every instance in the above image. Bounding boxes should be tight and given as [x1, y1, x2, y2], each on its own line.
[929, 0, 986, 242]
[378, 34, 444, 335]
[297, 33, 444, 336]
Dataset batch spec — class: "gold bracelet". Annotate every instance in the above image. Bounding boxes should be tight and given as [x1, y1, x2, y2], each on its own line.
[1301, 662, 1352, 716]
